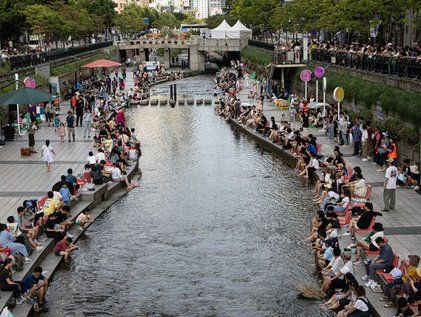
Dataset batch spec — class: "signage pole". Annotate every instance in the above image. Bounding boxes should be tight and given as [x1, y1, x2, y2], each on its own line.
[316, 79, 319, 103]
[15, 73, 20, 135]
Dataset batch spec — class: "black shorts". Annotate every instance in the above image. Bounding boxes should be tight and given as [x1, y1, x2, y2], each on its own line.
[28, 134, 35, 147]
[338, 299, 351, 310]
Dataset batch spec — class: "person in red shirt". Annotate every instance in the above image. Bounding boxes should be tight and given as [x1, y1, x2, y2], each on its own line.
[70, 95, 77, 111]
[55, 237, 77, 262]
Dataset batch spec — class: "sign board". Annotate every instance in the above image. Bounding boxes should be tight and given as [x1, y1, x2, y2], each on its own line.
[300, 69, 312, 82]
[23, 77, 36, 89]
[333, 87, 344, 102]
[303, 36, 308, 61]
[314, 67, 325, 78]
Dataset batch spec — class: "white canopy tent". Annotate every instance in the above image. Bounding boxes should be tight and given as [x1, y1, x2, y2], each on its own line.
[211, 20, 232, 39]
[226, 20, 252, 39]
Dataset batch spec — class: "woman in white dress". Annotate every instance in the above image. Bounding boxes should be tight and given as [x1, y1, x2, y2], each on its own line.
[41, 139, 55, 172]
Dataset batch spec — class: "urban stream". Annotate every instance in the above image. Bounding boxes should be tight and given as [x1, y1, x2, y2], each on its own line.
[46, 75, 328, 317]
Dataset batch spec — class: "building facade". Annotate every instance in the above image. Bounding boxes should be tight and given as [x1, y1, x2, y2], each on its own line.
[113, 0, 149, 13]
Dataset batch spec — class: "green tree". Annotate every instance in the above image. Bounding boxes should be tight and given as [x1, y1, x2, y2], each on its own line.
[114, 4, 147, 34]
[70, 0, 116, 28]
[151, 12, 180, 29]
[205, 14, 237, 29]
[23, 4, 67, 42]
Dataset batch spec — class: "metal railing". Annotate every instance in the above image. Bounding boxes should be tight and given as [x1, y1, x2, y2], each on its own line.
[2, 41, 113, 71]
[248, 39, 275, 51]
[312, 49, 421, 79]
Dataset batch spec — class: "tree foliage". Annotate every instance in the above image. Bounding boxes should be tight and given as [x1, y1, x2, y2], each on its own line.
[151, 12, 180, 30]
[227, 0, 419, 43]
[114, 4, 147, 34]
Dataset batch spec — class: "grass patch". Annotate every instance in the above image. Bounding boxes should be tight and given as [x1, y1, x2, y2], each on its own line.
[241, 46, 273, 67]
[294, 68, 421, 127]
[51, 52, 111, 76]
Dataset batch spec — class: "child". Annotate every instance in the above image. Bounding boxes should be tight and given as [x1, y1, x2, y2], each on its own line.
[25, 282, 40, 312]
[58, 122, 65, 142]
[59, 184, 71, 206]
[395, 297, 414, 317]
[75, 210, 94, 231]
[53, 114, 60, 132]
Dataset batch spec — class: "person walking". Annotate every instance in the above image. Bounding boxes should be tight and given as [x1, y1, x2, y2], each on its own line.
[66, 111, 76, 142]
[82, 110, 92, 139]
[75, 96, 84, 127]
[383, 158, 398, 212]
[41, 139, 55, 172]
[28, 120, 38, 153]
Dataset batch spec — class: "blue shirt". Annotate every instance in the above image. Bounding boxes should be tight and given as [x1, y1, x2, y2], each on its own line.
[323, 246, 334, 262]
[66, 115, 75, 128]
[59, 187, 71, 202]
[352, 126, 362, 142]
[307, 143, 317, 155]
[22, 273, 45, 293]
[379, 244, 394, 266]
[66, 175, 77, 184]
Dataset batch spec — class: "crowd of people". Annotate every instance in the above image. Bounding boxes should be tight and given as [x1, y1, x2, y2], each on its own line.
[0, 67, 141, 315]
[313, 42, 421, 59]
[215, 62, 421, 316]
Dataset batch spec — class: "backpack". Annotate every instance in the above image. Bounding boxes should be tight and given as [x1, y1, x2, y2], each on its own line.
[12, 253, 24, 272]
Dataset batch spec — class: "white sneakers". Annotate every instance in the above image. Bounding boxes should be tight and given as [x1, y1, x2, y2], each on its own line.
[36, 246, 43, 252]
[365, 279, 374, 287]
[361, 275, 369, 281]
[24, 257, 31, 263]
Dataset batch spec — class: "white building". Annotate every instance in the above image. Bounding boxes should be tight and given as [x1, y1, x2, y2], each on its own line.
[209, 0, 223, 16]
[191, 0, 209, 19]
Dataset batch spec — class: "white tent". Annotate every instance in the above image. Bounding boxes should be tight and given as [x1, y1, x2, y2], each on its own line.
[226, 20, 252, 39]
[211, 20, 232, 39]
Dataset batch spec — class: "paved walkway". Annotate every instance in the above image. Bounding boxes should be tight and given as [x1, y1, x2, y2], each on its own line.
[0, 70, 136, 223]
[236, 80, 421, 259]
[0, 106, 91, 222]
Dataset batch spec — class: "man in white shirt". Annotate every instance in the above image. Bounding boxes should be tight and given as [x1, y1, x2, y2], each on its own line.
[95, 149, 106, 163]
[383, 158, 398, 211]
[361, 124, 369, 161]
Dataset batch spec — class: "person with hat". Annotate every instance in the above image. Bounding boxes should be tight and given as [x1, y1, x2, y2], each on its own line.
[407, 164, 420, 187]
[375, 255, 421, 311]
[383, 158, 398, 212]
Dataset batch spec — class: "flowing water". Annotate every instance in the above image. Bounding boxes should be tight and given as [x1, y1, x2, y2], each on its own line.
[45, 75, 328, 317]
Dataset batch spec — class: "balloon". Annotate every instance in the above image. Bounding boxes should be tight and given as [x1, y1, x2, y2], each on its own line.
[300, 69, 312, 82]
[314, 67, 325, 78]
[24, 77, 36, 89]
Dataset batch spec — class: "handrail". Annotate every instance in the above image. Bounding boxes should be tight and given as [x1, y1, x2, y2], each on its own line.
[311, 49, 421, 80]
[1, 41, 113, 71]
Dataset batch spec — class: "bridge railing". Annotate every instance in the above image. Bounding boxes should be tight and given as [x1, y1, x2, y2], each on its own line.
[311, 49, 421, 79]
[248, 39, 275, 51]
[2, 41, 113, 71]
[116, 38, 191, 47]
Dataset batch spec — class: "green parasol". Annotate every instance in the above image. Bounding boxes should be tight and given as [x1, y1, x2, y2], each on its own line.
[0, 87, 53, 105]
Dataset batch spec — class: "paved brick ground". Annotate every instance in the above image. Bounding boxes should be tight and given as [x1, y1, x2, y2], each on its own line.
[236, 80, 421, 259]
[0, 70, 136, 223]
